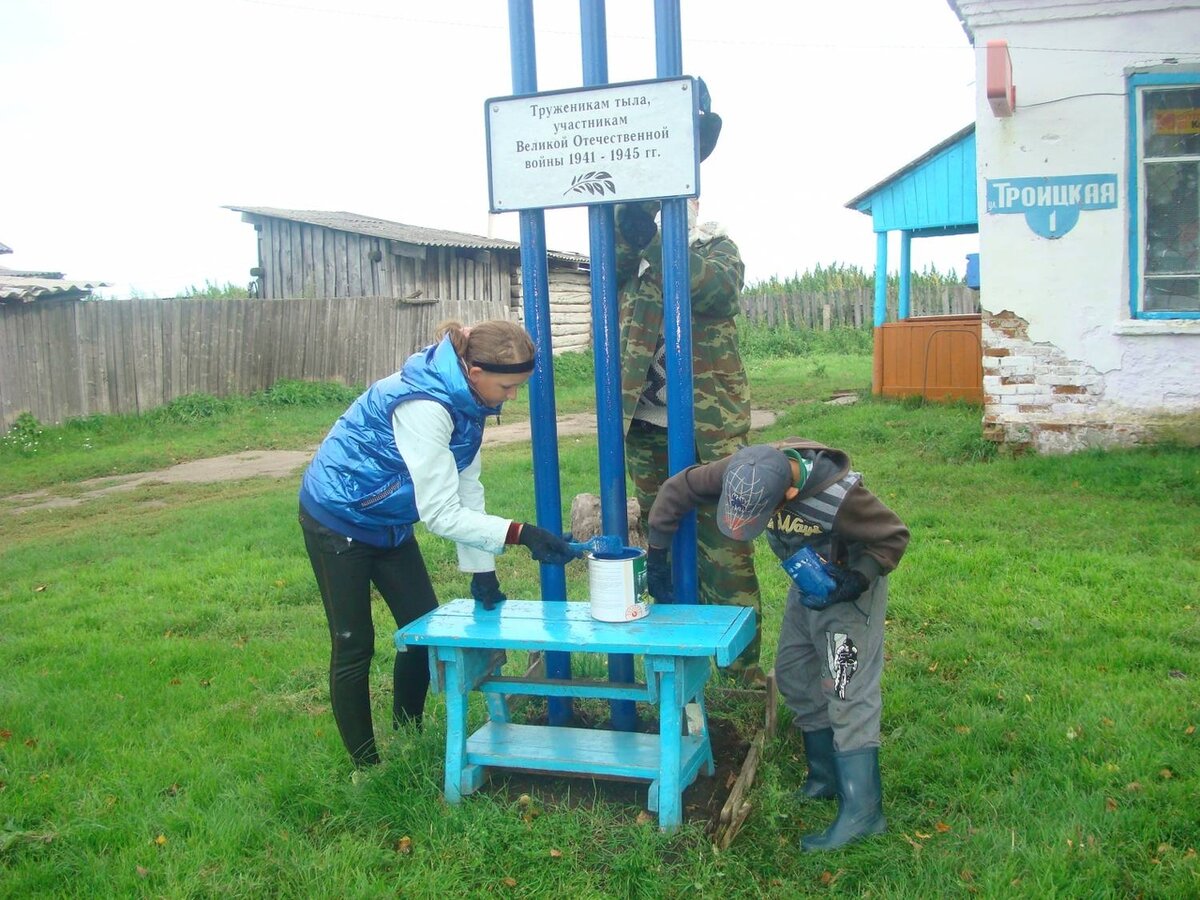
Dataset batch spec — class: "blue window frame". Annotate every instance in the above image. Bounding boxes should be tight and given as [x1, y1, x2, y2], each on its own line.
[1128, 70, 1200, 320]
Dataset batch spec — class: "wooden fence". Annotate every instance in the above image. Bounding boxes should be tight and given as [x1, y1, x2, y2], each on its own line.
[0, 295, 510, 431]
[739, 284, 979, 329]
[1, 282, 982, 432]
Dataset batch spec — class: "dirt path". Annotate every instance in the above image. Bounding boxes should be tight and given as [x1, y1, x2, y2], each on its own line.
[5, 410, 779, 513]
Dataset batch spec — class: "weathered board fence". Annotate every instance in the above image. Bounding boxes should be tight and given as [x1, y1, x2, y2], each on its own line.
[0, 295, 510, 431]
[739, 284, 979, 329]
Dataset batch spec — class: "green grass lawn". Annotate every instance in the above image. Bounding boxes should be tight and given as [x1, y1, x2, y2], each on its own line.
[1, 334, 1198, 897]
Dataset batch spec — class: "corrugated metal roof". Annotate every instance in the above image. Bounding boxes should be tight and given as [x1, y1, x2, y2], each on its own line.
[224, 206, 588, 265]
[0, 275, 107, 303]
[0, 265, 65, 279]
[0, 242, 12, 254]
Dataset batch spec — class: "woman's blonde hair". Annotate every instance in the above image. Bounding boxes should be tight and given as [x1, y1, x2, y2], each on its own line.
[436, 319, 535, 369]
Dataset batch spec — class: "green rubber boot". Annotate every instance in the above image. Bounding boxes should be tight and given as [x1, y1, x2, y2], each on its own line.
[800, 747, 887, 851]
[796, 728, 836, 800]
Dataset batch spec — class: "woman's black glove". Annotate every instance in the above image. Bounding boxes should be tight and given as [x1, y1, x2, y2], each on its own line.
[826, 568, 870, 605]
[517, 524, 581, 566]
[470, 571, 507, 610]
[617, 203, 658, 252]
[646, 546, 674, 603]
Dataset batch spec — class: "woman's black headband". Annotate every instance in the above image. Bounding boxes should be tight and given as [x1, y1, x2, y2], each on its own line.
[470, 358, 535, 374]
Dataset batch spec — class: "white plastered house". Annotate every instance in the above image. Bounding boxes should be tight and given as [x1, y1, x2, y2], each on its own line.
[950, 0, 1200, 452]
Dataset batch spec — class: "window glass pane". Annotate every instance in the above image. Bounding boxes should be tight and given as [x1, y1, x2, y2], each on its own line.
[1143, 87, 1200, 158]
[1144, 277, 1200, 311]
[1145, 161, 1200, 275]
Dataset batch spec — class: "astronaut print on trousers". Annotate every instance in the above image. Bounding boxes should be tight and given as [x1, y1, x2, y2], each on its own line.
[827, 632, 858, 700]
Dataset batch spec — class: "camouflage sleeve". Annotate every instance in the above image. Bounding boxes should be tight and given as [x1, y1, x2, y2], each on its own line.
[688, 235, 745, 319]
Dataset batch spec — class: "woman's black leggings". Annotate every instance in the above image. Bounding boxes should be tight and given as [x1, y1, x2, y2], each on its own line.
[300, 509, 437, 767]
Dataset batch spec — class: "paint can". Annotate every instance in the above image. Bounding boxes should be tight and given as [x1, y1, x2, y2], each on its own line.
[587, 546, 649, 622]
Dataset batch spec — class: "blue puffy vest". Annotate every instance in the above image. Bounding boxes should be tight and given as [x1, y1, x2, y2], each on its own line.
[298, 336, 502, 547]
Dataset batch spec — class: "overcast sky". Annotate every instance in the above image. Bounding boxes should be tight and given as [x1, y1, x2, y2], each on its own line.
[2, 0, 979, 298]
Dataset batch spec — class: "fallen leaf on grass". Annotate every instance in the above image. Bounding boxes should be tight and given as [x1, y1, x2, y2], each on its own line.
[901, 833, 923, 850]
[819, 869, 844, 886]
[1126, 781, 1143, 792]
[34, 584, 47, 592]
[1159, 768, 1175, 780]
[1105, 797, 1118, 812]
[136, 866, 149, 878]
[395, 836, 412, 854]
[153, 834, 167, 846]
[955, 725, 971, 735]
[635, 811, 654, 826]
[502, 877, 517, 887]
[915, 831, 932, 839]
[549, 848, 562, 858]
[1186, 725, 1195, 735]
[936, 822, 952, 833]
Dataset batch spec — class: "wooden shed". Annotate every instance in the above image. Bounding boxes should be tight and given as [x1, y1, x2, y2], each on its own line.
[845, 126, 983, 403]
[226, 206, 593, 352]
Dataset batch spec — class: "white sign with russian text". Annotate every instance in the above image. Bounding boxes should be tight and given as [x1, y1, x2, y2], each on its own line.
[486, 77, 699, 212]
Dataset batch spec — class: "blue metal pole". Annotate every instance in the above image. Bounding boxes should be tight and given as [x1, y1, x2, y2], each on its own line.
[654, 0, 698, 605]
[508, 0, 572, 726]
[898, 231, 912, 320]
[874, 231, 889, 326]
[580, 0, 636, 732]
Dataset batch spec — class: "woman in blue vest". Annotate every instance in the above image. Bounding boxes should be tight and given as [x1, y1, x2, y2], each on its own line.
[299, 319, 579, 769]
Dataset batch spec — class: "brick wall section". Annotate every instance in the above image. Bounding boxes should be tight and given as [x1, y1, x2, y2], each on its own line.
[981, 309, 1131, 453]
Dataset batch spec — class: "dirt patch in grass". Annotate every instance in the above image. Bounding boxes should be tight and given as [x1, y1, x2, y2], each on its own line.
[480, 690, 762, 834]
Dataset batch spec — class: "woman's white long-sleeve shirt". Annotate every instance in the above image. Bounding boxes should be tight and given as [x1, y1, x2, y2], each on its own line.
[392, 399, 511, 573]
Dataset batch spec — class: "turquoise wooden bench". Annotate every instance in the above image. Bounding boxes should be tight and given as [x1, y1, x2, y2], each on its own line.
[395, 598, 756, 831]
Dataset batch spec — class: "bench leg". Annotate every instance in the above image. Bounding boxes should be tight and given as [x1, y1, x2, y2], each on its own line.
[687, 697, 716, 777]
[442, 666, 468, 803]
[656, 666, 683, 831]
[440, 649, 487, 800]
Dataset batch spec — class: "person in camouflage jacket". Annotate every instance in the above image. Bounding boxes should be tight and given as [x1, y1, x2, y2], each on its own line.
[615, 198, 764, 677]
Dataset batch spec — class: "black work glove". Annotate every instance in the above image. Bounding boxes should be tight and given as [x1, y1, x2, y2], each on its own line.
[646, 546, 674, 603]
[826, 568, 870, 606]
[696, 76, 723, 161]
[617, 203, 658, 252]
[470, 571, 507, 611]
[517, 524, 581, 566]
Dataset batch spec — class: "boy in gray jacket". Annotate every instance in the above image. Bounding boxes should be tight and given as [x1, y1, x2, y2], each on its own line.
[645, 439, 909, 851]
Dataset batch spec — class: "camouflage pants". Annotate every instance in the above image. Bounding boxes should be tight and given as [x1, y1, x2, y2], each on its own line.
[626, 420, 762, 668]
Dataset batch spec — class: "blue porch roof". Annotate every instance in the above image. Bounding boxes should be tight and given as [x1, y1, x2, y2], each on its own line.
[845, 124, 978, 236]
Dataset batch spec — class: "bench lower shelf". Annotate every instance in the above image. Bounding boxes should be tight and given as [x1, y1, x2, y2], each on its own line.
[465, 721, 710, 784]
